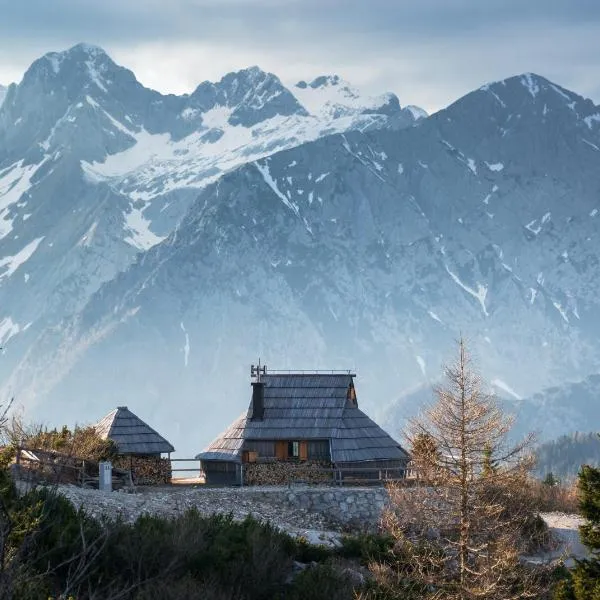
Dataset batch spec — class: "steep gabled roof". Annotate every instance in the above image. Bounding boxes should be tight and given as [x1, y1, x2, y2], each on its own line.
[197, 373, 408, 464]
[95, 406, 175, 455]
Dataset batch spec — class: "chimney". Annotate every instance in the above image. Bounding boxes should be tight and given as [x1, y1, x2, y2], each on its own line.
[250, 382, 265, 420]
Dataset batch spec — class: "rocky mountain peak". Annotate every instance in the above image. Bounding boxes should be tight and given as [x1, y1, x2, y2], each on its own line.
[297, 75, 342, 90]
[476, 72, 599, 121]
[28, 43, 120, 94]
[190, 66, 308, 128]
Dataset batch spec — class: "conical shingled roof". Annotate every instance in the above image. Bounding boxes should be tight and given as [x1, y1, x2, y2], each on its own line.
[95, 406, 175, 455]
[197, 373, 408, 464]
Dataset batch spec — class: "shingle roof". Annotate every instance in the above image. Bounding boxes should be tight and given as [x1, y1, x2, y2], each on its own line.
[196, 373, 408, 464]
[95, 406, 175, 455]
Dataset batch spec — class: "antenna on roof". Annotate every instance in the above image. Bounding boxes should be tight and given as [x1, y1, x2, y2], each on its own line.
[251, 359, 267, 382]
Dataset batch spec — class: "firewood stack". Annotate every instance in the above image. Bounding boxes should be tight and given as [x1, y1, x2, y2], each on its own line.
[243, 460, 333, 486]
[113, 456, 171, 485]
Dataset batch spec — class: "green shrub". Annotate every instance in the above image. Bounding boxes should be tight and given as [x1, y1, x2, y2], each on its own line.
[339, 532, 395, 564]
[286, 563, 356, 600]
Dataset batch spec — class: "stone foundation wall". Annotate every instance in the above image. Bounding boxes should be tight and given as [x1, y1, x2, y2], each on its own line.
[246, 487, 390, 527]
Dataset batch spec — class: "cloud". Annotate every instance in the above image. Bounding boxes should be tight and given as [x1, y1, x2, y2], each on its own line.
[0, 0, 599, 112]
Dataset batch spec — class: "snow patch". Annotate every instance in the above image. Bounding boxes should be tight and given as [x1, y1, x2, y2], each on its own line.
[485, 162, 504, 171]
[466, 158, 477, 175]
[584, 113, 600, 129]
[444, 265, 488, 316]
[397, 163, 404, 175]
[525, 219, 542, 235]
[415, 356, 426, 376]
[255, 161, 300, 217]
[529, 288, 537, 305]
[0, 237, 44, 282]
[0, 317, 21, 344]
[0, 159, 48, 239]
[492, 378, 522, 400]
[552, 301, 569, 323]
[427, 310, 442, 323]
[521, 73, 539, 98]
[180, 322, 190, 367]
[124, 204, 166, 251]
[85, 60, 108, 93]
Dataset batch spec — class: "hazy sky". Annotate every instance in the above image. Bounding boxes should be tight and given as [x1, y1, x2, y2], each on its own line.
[1, 0, 599, 113]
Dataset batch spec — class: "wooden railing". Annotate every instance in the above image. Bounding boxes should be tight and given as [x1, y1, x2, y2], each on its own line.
[170, 457, 204, 480]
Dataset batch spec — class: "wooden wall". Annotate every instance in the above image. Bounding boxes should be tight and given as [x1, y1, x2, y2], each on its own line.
[202, 460, 241, 485]
[243, 439, 330, 462]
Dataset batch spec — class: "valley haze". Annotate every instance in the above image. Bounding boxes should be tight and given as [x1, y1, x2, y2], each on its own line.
[0, 44, 599, 456]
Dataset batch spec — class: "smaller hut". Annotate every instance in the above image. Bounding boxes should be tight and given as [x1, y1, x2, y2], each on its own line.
[95, 406, 175, 456]
[95, 406, 174, 485]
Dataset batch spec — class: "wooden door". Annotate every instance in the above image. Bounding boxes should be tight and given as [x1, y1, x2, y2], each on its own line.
[299, 441, 308, 461]
[275, 441, 287, 460]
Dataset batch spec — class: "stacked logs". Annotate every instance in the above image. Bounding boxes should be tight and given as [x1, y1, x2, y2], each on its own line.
[113, 456, 171, 485]
[243, 460, 333, 486]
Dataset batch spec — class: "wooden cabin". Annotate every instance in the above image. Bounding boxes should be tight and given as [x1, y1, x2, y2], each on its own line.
[196, 370, 409, 485]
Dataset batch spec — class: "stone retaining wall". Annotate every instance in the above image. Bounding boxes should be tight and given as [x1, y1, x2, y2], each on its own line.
[245, 487, 389, 527]
[15, 476, 390, 531]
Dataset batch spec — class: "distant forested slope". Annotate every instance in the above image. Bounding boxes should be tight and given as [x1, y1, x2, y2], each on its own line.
[534, 432, 600, 481]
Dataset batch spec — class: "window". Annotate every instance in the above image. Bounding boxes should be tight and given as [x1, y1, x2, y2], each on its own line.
[288, 441, 299, 458]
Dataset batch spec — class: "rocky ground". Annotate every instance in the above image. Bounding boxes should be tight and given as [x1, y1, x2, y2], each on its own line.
[15, 479, 590, 557]
[17, 481, 345, 545]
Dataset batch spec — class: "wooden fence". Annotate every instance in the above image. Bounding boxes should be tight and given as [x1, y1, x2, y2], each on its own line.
[14, 447, 133, 489]
[170, 458, 204, 481]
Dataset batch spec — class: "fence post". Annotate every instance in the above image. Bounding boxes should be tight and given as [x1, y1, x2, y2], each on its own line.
[99, 461, 112, 492]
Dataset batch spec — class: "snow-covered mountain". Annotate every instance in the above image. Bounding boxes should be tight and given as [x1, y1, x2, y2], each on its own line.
[0, 85, 6, 108]
[293, 74, 425, 123]
[4, 68, 599, 455]
[0, 43, 423, 412]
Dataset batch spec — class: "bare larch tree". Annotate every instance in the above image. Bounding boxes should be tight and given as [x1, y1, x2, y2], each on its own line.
[379, 338, 548, 600]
